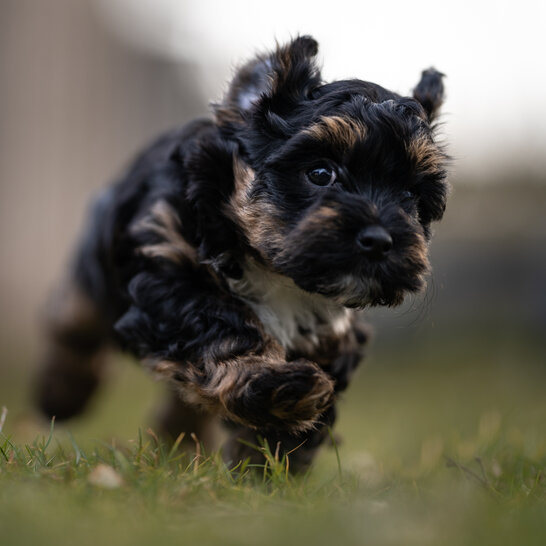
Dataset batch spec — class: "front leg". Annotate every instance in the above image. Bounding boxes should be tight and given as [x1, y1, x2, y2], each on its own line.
[223, 406, 337, 473]
[114, 264, 335, 434]
[223, 319, 370, 471]
[311, 318, 371, 393]
[150, 349, 335, 434]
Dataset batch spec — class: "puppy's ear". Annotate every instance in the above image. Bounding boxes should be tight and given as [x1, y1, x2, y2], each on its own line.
[215, 36, 321, 134]
[413, 68, 445, 122]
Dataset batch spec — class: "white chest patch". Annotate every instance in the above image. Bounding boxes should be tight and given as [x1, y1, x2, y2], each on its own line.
[228, 260, 352, 352]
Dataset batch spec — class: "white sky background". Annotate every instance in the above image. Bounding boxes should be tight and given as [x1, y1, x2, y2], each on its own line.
[97, 0, 546, 182]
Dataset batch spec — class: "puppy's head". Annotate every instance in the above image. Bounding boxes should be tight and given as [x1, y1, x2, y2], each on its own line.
[218, 36, 448, 308]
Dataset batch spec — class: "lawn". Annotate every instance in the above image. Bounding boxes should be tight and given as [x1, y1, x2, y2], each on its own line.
[1, 326, 545, 545]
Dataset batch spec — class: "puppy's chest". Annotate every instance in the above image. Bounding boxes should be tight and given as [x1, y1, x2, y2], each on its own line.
[228, 262, 352, 353]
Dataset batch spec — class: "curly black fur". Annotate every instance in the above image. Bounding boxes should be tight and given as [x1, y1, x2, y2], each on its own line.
[35, 36, 448, 471]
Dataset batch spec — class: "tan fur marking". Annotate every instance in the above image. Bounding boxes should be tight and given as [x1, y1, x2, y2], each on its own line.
[132, 200, 197, 264]
[47, 282, 100, 333]
[228, 158, 285, 256]
[315, 206, 338, 219]
[145, 336, 285, 415]
[407, 134, 444, 175]
[270, 372, 335, 421]
[145, 335, 334, 434]
[295, 205, 340, 234]
[232, 157, 255, 196]
[214, 105, 244, 127]
[304, 116, 367, 149]
[271, 49, 293, 94]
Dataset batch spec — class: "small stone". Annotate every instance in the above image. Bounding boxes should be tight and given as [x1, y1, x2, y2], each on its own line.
[88, 464, 123, 489]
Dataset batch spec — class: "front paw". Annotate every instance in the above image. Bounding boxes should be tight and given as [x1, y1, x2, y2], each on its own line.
[229, 360, 335, 432]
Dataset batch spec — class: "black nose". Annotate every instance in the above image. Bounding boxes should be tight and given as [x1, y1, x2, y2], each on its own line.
[356, 225, 393, 259]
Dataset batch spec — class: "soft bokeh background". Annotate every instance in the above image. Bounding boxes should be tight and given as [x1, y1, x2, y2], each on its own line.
[1, 0, 545, 461]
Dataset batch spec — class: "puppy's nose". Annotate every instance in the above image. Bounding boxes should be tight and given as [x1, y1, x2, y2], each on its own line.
[356, 225, 393, 259]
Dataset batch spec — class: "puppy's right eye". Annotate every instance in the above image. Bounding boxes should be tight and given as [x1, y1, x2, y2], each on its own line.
[306, 166, 337, 186]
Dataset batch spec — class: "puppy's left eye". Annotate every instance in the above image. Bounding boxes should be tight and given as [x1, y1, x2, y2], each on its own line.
[306, 166, 337, 186]
[401, 190, 415, 199]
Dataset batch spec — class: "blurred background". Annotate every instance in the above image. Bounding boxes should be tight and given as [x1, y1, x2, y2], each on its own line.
[1, 0, 545, 457]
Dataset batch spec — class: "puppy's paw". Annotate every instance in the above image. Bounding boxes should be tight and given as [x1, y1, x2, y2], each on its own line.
[35, 351, 103, 421]
[231, 360, 335, 432]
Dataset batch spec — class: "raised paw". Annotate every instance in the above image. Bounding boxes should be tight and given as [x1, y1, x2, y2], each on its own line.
[227, 360, 335, 433]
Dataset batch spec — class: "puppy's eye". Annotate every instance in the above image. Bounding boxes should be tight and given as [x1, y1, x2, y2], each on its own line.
[306, 166, 337, 186]
[402, 190, 415, 199]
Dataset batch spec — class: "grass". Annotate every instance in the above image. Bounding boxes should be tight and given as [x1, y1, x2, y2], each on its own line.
[1, 327, 545, 545]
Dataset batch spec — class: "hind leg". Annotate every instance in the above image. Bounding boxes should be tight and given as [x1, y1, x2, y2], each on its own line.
[155, 389, 221, 452]
[34, 279, 109, 421]
[35, 188, 121, 421]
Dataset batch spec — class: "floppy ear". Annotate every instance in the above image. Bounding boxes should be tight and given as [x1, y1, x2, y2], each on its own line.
[413, 68, 445, 122]
[215, 36, 322, 135]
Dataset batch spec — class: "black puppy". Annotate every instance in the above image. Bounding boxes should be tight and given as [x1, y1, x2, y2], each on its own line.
[36, 36, 448, 471]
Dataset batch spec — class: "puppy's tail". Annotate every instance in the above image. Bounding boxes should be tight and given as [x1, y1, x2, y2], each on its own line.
[34, 277, 110, 421]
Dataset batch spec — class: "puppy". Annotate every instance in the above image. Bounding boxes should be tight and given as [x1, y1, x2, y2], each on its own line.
[35, 36, 448, 471]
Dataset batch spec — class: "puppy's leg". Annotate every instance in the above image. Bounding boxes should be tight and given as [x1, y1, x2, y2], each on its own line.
[223, 406, 336, 473]
[144, 344, 335, 436]
[314, 319, 370, 393]
[114, 265, 336, 434]
[35, 191, 115, 421]
[35, 278, 109, 421]
[155, 389, 220, 452]
[223, 322, 369, 471]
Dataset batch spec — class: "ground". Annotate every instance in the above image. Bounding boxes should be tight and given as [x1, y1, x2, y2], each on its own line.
[1, 327, 545, 546]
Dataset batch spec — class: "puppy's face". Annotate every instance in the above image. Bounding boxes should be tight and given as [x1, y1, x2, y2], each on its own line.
[219, 37, 448, 308]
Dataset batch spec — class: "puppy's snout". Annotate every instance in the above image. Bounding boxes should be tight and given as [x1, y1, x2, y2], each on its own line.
[356, 225, 393, 259]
